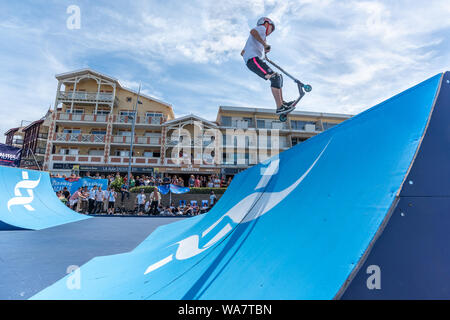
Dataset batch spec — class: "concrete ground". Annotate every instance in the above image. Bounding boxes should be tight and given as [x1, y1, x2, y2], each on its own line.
[0, 216, 185, 300]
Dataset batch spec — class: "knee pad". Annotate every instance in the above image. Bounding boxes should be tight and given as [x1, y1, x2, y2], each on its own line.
[269, 73, 283, 89]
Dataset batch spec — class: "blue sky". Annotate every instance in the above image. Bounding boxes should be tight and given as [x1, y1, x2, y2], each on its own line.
[0, 0, 449, 139]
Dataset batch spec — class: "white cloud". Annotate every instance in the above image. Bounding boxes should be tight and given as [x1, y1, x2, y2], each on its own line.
[0, 0, 449, 140]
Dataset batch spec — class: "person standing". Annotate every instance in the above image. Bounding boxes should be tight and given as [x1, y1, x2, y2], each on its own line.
[69, 187, 81, 211]
[210, 191, 217, 207]
[88, 185, 97, 214]
[79, 186, 89, 213]
[149, 187, 161, 215]
[136, 189, 146, 215]
[107, 187, 117, 215]
[94, 186, 104, 214]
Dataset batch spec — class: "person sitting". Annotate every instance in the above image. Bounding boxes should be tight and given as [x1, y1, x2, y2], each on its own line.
[183, 204, 193, 216]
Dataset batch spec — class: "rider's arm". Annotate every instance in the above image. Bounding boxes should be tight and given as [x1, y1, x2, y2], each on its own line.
[250, 29, 269, 49]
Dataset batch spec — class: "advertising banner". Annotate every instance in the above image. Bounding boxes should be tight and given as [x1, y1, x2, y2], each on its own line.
[51, 177, 108, 194]
[0, 143, 22, 167]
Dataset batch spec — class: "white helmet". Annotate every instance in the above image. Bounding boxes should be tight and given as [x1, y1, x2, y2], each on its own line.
[257, 17, 275, 32]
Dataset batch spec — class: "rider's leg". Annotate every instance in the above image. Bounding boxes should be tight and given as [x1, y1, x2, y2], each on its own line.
[271, 87, 283, 108]
[266, 73, 283, 108]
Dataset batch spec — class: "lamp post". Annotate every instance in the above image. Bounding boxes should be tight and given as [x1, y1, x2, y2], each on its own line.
[127, 83, 141, 189]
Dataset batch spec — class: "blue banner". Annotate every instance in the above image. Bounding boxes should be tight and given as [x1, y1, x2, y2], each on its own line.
[157, 184, 170, 195]
[51, 177, 108, 194]
[169, 184, 190, 194]
[0, 143, 22, 167]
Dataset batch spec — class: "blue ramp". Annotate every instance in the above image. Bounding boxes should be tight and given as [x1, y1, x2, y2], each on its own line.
[32, 72, 448, 299]
[0, 166, 89, 230]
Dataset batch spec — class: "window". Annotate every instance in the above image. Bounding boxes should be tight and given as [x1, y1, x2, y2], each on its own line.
[243, 117, 253, 127]
[221, 116, 232, 127]
[291, 120, 316, 131]
[91, 130, 106, 135]
[120, 111, 136, 117]
[115, 150, 130, 157]
[66, 109, 83, 114]
[292, 137, 307, 146]
[59, 148, 79, 155]
[88, 150, 103, 156]
[257, 119, 266, 129]
[118, 131, 131, 136]
[146, 112, 163, 118]
[323, 122, 337, 130]
[63, 129, 81, 134]
[96, 110, 110, 115]
[68, 149, 79, 155]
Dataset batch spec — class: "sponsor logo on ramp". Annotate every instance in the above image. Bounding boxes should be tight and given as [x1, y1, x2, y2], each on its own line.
[144, 140, 331, 275]
[7, 171, 41, 212]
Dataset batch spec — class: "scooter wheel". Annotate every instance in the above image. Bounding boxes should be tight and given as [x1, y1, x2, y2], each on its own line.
[279, 114, 287, 122]
[304, 84, 312, 92]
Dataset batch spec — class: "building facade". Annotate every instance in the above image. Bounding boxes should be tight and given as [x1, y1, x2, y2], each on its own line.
[20, 112, 52, 169]
[4, 127, 25, 149]
[5, 68, 353, 177]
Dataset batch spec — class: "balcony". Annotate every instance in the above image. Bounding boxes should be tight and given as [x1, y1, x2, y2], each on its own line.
[50, 154, 161, 166]
[56, 112, 108, 123]
[112, 115, 165, 126]
[57, 91, 118, 105]
[54, 133, 106, 144]
[111, 136, 161, 146]
[108, 156, 160, 165]
[51, 154, 105, 163]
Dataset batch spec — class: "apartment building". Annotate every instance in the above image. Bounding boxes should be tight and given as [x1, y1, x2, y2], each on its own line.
[20, 112, 52, 169]
[5, 68, 352, 177]
[44, 69, 174, 176]
[4, 126, 25, 149]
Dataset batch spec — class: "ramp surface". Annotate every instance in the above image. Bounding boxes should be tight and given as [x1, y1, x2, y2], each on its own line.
[32, 72, 449, 299]
[0, 166, 89, 230]
[0, 216, 185, 299]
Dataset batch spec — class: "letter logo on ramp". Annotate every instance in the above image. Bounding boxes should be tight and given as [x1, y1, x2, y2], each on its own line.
[144, 140, 331, 275]
[7, 171, 41, 212]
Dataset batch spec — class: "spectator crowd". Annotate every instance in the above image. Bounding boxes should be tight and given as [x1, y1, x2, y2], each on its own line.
[53, 172, 230, 217]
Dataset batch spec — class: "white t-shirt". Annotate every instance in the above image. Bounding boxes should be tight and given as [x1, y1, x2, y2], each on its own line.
[108, 191, 116, 202]
[89, 189, 97, 200]
[95, 190, 104, 201]
[137, 194, 146, 205]
[210, 194, 217, 205]
[242, 25, 266, 63]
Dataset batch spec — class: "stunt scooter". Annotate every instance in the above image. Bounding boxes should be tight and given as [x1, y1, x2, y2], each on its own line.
[264, 54, 312, 122]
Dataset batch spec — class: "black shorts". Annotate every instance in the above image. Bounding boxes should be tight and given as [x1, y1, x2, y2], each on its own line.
[246, 56, 274, 80]
[108, 202, 115, 209]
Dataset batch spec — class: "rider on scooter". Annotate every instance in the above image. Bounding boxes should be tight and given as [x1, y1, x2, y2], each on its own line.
[241, 17, 294, 114]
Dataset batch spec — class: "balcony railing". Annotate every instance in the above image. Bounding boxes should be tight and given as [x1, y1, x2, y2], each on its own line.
[57, 91, 116, 103]
[111, 136, 161, 145]
[112, 115, 165, 125]
[51, 154, 105, 163]
[54, 133, 106, 143]
[108, 156, 160, 165]
[56, 112, 108, 123]
[50, 154, 160, 166]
